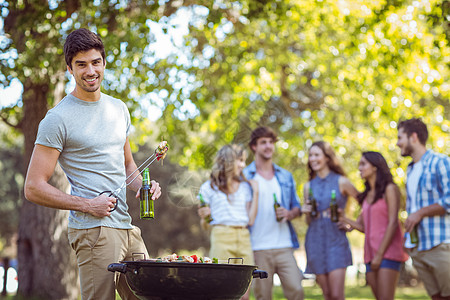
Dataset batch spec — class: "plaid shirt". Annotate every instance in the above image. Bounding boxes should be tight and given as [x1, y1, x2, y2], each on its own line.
[406, 150, 450, 251]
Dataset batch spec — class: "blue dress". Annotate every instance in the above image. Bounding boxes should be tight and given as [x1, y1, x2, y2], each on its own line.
[305, 171, 353, 274]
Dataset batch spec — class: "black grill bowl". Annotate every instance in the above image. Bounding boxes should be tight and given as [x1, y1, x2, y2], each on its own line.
[108, 261, 268, 300]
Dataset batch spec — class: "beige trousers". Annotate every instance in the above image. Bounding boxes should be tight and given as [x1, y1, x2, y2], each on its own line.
[408, 243, 450, 297]
[68, 226, 149, 300]
[253, 248, 304, 300]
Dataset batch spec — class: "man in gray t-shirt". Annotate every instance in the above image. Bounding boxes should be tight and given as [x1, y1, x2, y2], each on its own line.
[24, 28, 161, 300]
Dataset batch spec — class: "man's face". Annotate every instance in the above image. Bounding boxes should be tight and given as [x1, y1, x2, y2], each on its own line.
[68, 49, 105, 96]
[252, 137, 275, 161]
[396, 128, 414, 157]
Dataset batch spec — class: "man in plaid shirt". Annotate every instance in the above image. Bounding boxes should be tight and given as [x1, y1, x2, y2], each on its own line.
[397, 118, 450, 300]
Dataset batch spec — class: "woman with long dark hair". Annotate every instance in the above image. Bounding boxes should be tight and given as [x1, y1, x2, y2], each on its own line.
[339, 151, 408, 300]
[302, 141, 359, 300]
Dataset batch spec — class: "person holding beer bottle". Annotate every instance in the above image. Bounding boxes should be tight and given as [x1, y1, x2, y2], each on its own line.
[302, 141, 358, 300]
[396, 118, 450, 300]
[243, 126, 303, 300]
[339, 151, 408, 300]
[23, 29, 162, 300]
[197, 144, 258, 300]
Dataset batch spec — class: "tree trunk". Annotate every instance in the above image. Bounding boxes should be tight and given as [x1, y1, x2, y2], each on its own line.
[1, 258, 9, 296]
[17, 81, 79, 300]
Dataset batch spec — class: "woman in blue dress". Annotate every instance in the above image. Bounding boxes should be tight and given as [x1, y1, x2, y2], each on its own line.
[302, 141, 359, 300]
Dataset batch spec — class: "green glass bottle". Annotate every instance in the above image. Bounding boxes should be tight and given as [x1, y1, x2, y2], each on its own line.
[309, 188, 318, 218]
[198, 193, 213, 223]
[410, 226, 418, 246]
[273, 193, 282, 222]
[330, 189, 338, 222]
[140, 168, 154, 219]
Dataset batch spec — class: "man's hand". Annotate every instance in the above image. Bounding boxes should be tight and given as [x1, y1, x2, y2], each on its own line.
[135, 180, 162, 200]
[276, 206, 292, 222]
[86, 194, 117, 217]
[404, 204, 446, 232]
[405, 211, 422, 233]
[150, 180, 161, 200]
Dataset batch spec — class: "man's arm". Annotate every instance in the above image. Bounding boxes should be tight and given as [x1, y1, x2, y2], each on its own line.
[276, 173, 302, 222]
[24, 144, 115, 217]
[437, 155, 450, 213]
[289, 174, 302, 219]
[405, 156, 450, 232]
[123, 138, 161, 200]
[285, 207, 301, 221]
[404, 203, 446, 232]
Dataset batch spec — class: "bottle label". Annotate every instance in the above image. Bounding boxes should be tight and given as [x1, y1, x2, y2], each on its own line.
[140, 169, 154, 219]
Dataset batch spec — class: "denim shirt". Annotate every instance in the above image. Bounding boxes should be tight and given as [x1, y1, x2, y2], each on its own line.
[406, 150, 450, 251]
[243, 161, 302, 249]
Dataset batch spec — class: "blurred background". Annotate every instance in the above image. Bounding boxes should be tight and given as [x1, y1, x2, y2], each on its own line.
[0, 0, 448, 298]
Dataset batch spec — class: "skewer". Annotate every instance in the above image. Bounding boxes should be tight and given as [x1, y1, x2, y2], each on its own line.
[100, 141, 169, 212]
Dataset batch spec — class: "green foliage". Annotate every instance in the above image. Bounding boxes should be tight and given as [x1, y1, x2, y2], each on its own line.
[0, 0, 449, 255]
[2, 0, 449, 178]
[155, 0, 450, 218]
[0, 144, 22, 255]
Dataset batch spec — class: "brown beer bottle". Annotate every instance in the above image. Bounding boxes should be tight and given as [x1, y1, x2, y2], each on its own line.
[309, 188, 318, 218]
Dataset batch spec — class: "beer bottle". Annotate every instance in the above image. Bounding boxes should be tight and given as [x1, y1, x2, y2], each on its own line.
[330, 189, 338, 222]
[410, 225, 419, 246]
[198, 193, 213, 223]
[309, 188, 318, 218]
[140, 168, 154, 219]
[273, 193, 283, 222]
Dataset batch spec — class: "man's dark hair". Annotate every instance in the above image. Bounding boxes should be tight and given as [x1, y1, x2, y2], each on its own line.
[398, 118, 428, 145]
[248, 126, 278, 151]
[64, 28, 106, 69]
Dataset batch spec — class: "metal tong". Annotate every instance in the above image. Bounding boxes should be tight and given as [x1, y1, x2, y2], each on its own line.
[100, 143, 169, 212]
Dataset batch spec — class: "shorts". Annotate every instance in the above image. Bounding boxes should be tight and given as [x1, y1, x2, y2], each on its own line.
[366, 258, 402, 272]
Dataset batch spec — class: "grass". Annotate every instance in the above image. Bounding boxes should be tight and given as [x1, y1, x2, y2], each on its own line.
[249, 283, 429, 300]
[4, 283, 428, 299]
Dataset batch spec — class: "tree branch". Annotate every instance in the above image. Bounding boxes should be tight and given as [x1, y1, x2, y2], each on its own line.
[0, 108, 21, 130]
[279, 64, 324, 116]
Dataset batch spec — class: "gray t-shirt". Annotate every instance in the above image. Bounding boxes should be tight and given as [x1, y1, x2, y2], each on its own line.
[35, 93, 133, 229]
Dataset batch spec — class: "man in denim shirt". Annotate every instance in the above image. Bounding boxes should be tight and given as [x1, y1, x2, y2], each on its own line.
[243, 126, 303, 300]
[397, 118, 450, 300]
